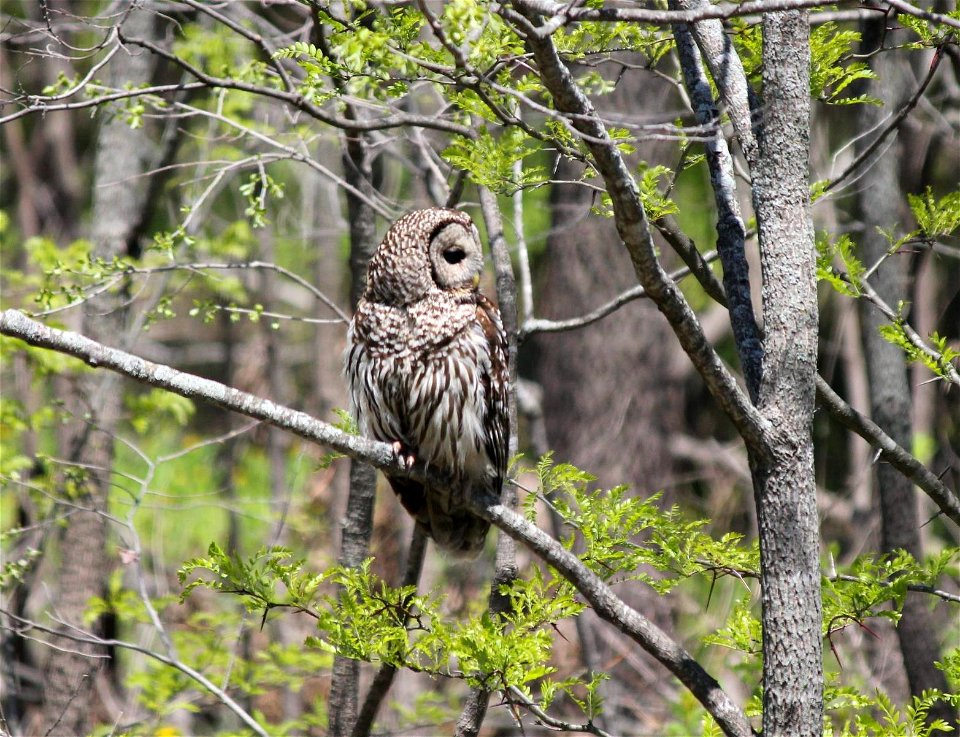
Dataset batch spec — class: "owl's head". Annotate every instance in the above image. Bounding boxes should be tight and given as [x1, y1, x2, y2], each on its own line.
[364, 208, 484, 305]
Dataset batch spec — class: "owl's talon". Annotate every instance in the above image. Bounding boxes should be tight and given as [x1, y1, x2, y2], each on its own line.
[390, 441, 417, 471]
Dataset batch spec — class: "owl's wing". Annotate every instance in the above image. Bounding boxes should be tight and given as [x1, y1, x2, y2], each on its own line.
[476, 294, 509, 498]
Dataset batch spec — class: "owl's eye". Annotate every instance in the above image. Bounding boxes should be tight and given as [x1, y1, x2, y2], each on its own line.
[442, 247, 466, 265]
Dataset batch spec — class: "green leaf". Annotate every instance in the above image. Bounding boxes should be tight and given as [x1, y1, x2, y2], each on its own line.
[809, 23, 878, 105]
[126, 389, 195, 436]
[442, 127, 546, 194]
[816, 233, 864, 297]
[908, 188, 960, 239]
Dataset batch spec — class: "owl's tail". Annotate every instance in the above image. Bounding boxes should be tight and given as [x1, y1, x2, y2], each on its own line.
[425, 492, 491, 558]
[386, 475, 491, 557]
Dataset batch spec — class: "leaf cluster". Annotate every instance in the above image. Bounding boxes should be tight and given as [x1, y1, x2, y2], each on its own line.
[817, 233, 864, 297]
[535, 454, 759, 593]
[178, 541, 602, 721]
[730, 19, 878, 105]
[822, 548, 960, 638]
[825, 686, 960, 737]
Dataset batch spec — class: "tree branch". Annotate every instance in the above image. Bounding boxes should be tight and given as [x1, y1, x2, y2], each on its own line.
[640, 218, 960, 527]
[880, 0, 960, 30]
[672, 20, 763, 402]
[115, 31, 471, 137]
[506, 0, 772, 460]
[814, 375, 960, 526]
[1, 611, 269, 737]
[177, 0, 294, 93]
[0, 308, 754, 737]
[856, 270, 960, 387]
[0, 309, 404, 476]
[474, 501, 755, 737]
[506, 685, 615, 737]
[328, 55, 383, 733]
[823, 46, 945, 196]
[521, 252, 719, 339]
[513, 0, 852, 31]
[670, 0, 761, 170]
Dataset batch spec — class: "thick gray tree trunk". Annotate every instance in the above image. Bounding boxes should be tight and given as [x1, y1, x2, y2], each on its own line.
[855, 21, 954, 726]
[510, 4, 823, 733]
[40, 7, 160, 735]
[750, 11, 823, 737]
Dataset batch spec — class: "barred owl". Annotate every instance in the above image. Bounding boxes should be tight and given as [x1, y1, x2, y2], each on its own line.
[344, 208, 508, 557]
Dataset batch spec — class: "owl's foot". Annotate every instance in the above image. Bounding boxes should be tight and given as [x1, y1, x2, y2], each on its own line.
[391, 441, 416, 471]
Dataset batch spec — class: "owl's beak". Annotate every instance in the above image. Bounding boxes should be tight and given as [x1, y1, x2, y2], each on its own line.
[472, 274, 481, 288]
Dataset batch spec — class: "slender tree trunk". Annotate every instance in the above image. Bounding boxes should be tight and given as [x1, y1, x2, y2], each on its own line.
[855, 20, 954, 725]
[750, 11, 823, 737]
[327, 127, 380, 737]
[40, 7, 161, 734]
[453, 188, 520, 737]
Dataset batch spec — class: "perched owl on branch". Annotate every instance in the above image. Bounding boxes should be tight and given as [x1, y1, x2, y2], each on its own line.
[344, 208, 508, 556]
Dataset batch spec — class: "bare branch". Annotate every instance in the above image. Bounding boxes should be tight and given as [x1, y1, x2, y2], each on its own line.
[505, 0, 772, 461]
[673, 20, 763, 402]
[824, 46, 946, 196]
[0, 82, 210, 125]
[521, 252, 719, 339]
[1, 611, 269, 737]
[506, 685, 615, 737]
[0, 309, 403, 476]
[511, 159, 535, 328]
[880, 0, 960, 30]
[514, 0, 846, 31]
[668, 0, 761, 169]
[814, 376, 960, 526]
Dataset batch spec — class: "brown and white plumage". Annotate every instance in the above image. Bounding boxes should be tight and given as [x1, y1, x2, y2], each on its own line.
[344, 208, 508, 556]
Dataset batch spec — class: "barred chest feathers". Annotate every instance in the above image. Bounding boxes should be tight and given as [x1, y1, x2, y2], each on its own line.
[343, 208, 508, 557]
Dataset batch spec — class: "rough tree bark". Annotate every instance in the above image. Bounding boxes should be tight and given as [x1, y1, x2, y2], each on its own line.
[39, 8, 162, 734]
[673, 6, 825, 732]
[854, 20, 954, 725]
[749, 11, 823, 737]
[508, 2, 824, 735]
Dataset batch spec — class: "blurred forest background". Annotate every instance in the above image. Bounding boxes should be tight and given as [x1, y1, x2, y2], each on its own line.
[0, 1, 958, 736]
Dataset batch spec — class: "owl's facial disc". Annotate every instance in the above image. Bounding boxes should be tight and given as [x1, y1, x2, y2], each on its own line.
[429, 222, 484, 291]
